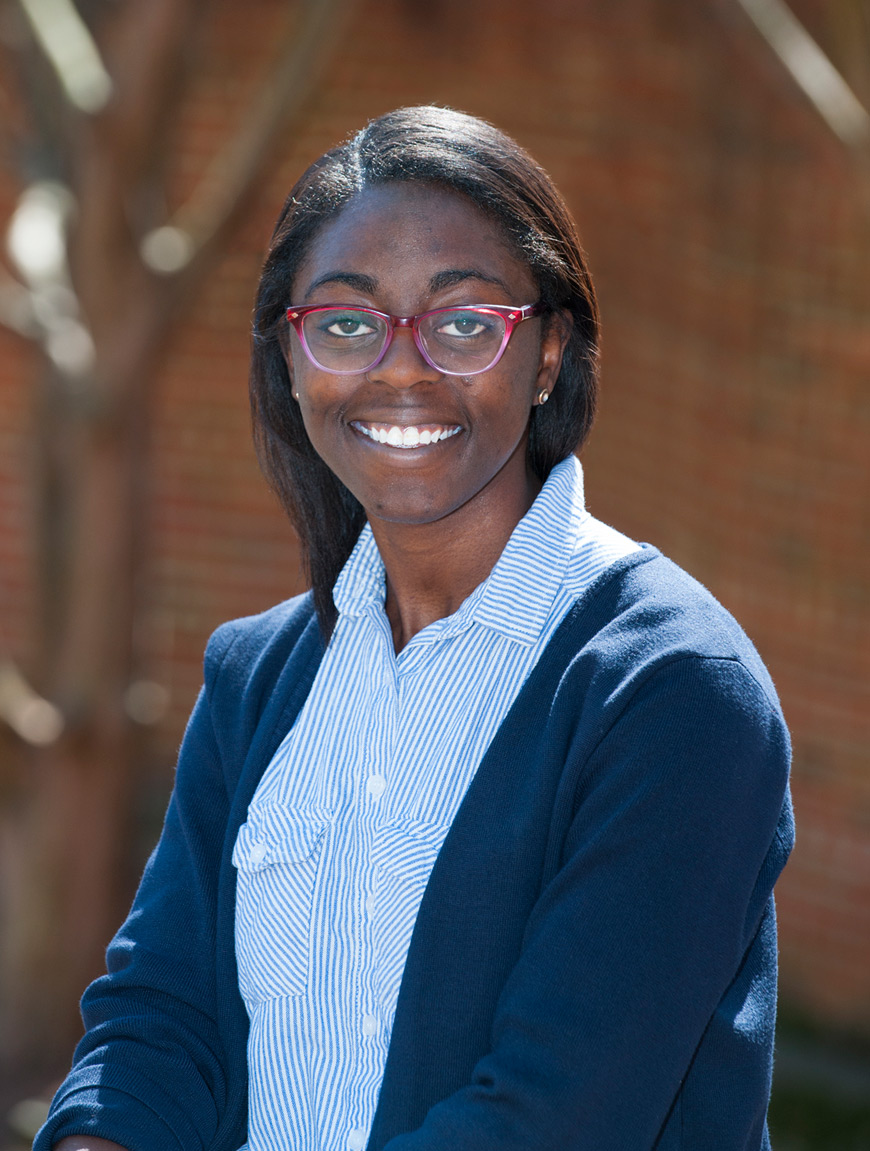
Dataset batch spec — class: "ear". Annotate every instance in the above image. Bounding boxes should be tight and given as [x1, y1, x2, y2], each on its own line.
[534, 308, 570, 404]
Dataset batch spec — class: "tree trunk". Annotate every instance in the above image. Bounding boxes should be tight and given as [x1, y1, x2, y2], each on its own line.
[0, 724, 131, 1079]
[0, 348, 151, 1082]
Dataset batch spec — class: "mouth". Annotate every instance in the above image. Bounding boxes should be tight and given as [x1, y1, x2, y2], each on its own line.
[350, 421, 463, 449]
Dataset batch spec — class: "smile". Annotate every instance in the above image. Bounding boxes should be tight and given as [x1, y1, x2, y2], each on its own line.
[350, 421, 462, 449]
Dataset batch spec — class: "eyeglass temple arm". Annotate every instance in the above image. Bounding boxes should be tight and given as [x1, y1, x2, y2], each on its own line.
[500, 303, 544, 323]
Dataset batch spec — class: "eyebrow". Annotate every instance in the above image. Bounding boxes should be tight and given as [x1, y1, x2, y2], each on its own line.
[428, 268, 511, 294]
[302, 267, 512, 301]
[304, 271, 378, 298]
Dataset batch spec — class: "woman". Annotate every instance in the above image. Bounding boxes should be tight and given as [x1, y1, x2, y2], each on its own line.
[39, 106, 793, 1151]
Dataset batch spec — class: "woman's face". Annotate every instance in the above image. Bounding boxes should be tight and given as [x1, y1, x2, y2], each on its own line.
[283, 182, 567, 532]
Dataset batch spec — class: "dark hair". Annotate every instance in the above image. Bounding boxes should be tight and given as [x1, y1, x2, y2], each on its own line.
[250, 105, 600, 634]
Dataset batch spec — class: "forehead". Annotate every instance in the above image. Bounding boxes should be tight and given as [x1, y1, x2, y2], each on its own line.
[293, 183, 537, 305]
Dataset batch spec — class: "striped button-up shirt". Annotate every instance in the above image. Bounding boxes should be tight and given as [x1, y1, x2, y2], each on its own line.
[232, 454, 639, 1151]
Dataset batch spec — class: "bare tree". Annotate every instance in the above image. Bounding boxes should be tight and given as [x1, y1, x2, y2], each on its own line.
[0, 0, 350, 1084]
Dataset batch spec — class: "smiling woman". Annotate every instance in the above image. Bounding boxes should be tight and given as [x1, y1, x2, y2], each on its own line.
[252, 109, 600, 640]
[273, 181, 570, 647]
[38, 107, 794, 1151]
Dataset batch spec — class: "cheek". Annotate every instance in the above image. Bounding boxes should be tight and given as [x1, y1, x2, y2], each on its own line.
[291, 374, 360, 476]
[488, 366, 540, 429]
[286, 332, 319, 394]
[500, 332, 546, 394]
[290, 357, 339, 415]
[280, 345, 300, 399]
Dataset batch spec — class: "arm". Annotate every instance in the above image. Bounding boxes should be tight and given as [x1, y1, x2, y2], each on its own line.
[381, 655, 793, 1150]
[35, 597, 320, 1151]
[35, 632, 246, 1151]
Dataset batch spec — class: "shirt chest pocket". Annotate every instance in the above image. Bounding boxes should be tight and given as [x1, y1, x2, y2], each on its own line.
[232, 804, 331, 1003]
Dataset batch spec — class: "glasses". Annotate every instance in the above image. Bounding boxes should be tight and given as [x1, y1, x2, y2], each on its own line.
[285, 302, 544, 376]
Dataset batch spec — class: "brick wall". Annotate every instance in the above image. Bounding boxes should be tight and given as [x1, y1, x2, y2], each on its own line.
[1, 0, 868, 1029]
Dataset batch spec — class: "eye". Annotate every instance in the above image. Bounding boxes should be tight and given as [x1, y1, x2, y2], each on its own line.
[319, 311, 378, 338]
[435, 311, 490, 339]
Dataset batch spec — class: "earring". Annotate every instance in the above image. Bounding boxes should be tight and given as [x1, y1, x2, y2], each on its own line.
[537, 389, 550, 405]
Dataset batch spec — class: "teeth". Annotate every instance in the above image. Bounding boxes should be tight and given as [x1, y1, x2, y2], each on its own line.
[352, 422, 461, 448]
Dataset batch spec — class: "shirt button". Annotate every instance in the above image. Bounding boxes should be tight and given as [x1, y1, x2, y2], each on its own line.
[366, 774, 387, 799]
[362, 1013, 378, 1036]
[347, 1129, 366, 1151]
[249, 842, 267, 865]
[365, 893, 376, 916]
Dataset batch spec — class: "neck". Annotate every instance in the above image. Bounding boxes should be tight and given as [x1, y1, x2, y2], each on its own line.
[369, 467, 542, 654]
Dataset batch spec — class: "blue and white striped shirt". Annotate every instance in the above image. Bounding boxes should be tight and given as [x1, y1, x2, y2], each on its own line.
[232, 455, 639, 1151]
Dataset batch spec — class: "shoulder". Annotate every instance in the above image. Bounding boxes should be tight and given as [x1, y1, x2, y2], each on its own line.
[538, 548, 793, 847]
[199, 592, 323, 747]
[540, 547, 789, 763]
[569, 545, 779, 692]
[204, 591, 320, 683]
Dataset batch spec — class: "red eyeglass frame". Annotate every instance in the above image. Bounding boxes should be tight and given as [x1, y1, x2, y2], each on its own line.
[285, 302, 545, 376]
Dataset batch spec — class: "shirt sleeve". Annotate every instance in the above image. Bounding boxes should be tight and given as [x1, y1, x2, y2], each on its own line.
[34, 626, 246, 1151]
[378, 654, 793, 1151]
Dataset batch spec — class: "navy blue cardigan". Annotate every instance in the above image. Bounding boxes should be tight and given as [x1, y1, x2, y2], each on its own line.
[37, 547, 794, 1151]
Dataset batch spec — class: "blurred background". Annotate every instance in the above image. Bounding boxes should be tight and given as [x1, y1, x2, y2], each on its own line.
[0, 0, 868, 1147]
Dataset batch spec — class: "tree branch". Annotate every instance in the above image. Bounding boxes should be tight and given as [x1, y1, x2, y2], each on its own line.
[0, 660, 64, 744]
[16, 0, 112, 113]
[142, 0, 354, 280]
[89, 0, 212, 192]
[3, 9, 73, 183]
[734, 0, 870, 149]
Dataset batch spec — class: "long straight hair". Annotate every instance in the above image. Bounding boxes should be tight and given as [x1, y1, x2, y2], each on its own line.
[250, 106, 600, 635]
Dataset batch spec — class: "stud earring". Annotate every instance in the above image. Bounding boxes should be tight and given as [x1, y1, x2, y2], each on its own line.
[537, 389, 550, 405]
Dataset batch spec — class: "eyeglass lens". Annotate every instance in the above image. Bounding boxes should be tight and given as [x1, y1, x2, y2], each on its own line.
[301, 308, 508, 374]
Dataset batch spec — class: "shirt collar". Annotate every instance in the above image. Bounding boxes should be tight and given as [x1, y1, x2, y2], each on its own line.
[469, 454, 586, 644]
[332, 522, 385, 617]
[332, 455, 587, 645]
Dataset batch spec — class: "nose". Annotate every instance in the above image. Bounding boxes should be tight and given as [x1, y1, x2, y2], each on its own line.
[366, 325, 441, 387]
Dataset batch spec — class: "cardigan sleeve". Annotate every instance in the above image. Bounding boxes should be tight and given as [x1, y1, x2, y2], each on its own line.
[34, 625, 247, 1151]
[379, 654, 793, 1151]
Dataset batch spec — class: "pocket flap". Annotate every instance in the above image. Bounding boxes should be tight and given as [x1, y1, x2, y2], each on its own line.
[371, 816, 451, 887]
[233, 804, 332, 872]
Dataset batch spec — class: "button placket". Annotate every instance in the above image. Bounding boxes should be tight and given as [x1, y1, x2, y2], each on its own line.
[349, 775, 381, 1151]
[366, 772, 387, 800]
[345, 618, 397, 1149]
